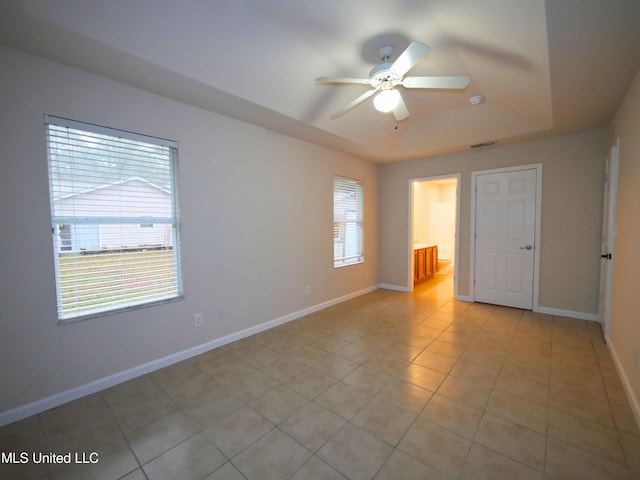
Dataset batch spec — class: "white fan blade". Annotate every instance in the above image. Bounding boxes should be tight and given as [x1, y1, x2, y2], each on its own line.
[330, 88, 379, 119]
[392, 92, 409, 121]
[316, 76, 372, 85]
[402, 76, 470, 89]
[390, 41, 432, 77]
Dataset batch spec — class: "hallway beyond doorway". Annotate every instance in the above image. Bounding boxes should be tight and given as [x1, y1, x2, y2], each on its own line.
[410, 175, 460, 297]
[413, 260, 454, 299]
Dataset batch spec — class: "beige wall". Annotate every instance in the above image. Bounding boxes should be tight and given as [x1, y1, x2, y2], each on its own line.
[609, 68, 640, 421]
[0, 46, 378, 415]
[379, 129, 608, 315]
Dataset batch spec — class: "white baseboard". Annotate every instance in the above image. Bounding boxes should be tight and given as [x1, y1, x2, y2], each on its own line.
[535, 306, 599, 322]
[378, 283, 410, 292]
[375, 290, 596, 322]
[607, 341, 640, 429]
[0, 285, 378, 427]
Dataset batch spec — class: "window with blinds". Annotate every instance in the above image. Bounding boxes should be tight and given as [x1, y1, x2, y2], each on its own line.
[45, 116, 183, 321]
[333, 176, 364, 267]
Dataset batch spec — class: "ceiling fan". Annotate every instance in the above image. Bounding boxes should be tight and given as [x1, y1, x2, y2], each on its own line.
[316, 41, 470, 121]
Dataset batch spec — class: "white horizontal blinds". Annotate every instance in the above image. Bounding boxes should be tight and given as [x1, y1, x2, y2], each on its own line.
[45, 116, 182, 320]
[333, 176, 364, 267]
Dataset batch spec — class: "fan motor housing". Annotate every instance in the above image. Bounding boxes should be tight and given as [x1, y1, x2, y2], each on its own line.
[369, 63, 400, 89]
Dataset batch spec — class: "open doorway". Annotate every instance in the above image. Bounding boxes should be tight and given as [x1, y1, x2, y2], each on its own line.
[409, 175, 460, 295]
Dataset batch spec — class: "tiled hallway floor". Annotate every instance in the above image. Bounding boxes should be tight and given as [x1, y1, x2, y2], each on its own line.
[2, 268, 639, 479]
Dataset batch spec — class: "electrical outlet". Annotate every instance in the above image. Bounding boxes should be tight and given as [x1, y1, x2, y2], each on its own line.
[305, 285, 311, 295]
[193, 313, 203, 327]
[218, 310, 225, 321]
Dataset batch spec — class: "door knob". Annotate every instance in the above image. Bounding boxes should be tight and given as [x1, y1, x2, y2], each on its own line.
[520, 245, 533, 250]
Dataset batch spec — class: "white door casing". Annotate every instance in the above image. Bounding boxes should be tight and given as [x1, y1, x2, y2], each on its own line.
[599, 139, 619, 342]
[471, 165, 541, 309]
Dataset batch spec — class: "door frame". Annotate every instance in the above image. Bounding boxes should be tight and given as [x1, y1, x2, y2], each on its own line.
[470, 164, 543, 310]
[599, 139, 620, 342]
[407, 173, 462, 296]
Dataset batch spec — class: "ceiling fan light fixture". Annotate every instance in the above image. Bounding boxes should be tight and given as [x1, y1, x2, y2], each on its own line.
[316, 41, 470, 120]
[374, 89, 400, 113]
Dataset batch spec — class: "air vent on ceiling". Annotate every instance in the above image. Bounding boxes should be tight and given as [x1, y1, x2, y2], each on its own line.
[470, 141, 496, 149]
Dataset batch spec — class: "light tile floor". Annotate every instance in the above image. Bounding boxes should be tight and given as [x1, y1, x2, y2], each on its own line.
[2, 268, 639, 479]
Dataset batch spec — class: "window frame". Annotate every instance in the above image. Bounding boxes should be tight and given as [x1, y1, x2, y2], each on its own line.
[333, 175, 364, 268]
[45, 115, 183, 322]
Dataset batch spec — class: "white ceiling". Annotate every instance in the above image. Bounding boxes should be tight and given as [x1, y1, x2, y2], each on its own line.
[1, 0, 639, 163]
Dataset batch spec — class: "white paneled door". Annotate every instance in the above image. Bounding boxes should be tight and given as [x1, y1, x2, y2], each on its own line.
[473, 167, 538, 309]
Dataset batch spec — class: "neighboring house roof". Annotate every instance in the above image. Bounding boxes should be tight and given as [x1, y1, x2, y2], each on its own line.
[53, 177, 170, 201]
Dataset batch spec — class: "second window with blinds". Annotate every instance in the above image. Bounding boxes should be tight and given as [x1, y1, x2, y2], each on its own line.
[333, 176, 364, 267]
